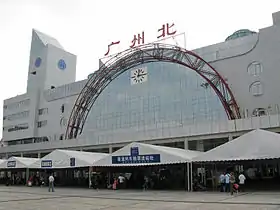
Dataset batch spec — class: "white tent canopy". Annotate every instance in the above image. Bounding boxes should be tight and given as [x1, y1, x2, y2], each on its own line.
[0, 159, 5, 165]
[93, 142, 203, 167]
[192, 129, 280, 163]
[0, 157, 38, 169]
[29, 149, 109, 169]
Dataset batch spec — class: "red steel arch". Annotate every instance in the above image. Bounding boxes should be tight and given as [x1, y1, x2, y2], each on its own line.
[65, 43, 241, 139]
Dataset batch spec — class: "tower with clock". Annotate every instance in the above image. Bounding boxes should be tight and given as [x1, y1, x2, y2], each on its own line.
[27, 29, 77, 92]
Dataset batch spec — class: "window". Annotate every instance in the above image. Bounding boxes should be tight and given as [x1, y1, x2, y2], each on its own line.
[247, 61, 263, 76]
[5, 99, 30, 110]
[38, 108, 48, 115]
[5, 111, 30, 121]
[4, 123, 29, 132]
[249, 81, 263, 96]
[37, 120, 47, 128]
[61, 104, 65, 113]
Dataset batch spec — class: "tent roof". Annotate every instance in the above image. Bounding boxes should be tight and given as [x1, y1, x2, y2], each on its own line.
[56, 149, 109, 163]
[192, 129, 280, 163]
[93, 142, 203, 167]
[0, 156, 39, 169]
[29, 149, 109, 169]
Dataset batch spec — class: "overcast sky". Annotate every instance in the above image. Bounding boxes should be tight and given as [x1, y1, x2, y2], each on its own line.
[0, 0, 280, 138]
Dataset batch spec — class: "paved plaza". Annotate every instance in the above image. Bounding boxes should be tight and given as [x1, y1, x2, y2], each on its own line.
[0, 187, 280, 209]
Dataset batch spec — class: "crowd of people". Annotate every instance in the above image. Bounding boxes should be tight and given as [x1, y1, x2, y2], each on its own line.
[219, 171, 246, 195]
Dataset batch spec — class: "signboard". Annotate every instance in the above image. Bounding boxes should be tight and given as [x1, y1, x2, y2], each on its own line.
[104, 22, 179, 57]
[7, 161, 16, 168]
[112, 154, 161, 164]
[41, 160, 52, 168]
[130, 147, 139, 156]
[70, 157, 75, 167]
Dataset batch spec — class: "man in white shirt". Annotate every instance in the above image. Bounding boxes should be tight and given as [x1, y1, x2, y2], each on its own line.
[225, 173, 230, 192]
[48, 174, 55, 192]
[238, 172, 246, 192]
[219, 173, 225, 192]
[118, 175, 125, 189]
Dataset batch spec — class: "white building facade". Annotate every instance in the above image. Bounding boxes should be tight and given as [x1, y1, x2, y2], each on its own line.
[2, 11, 280, 158]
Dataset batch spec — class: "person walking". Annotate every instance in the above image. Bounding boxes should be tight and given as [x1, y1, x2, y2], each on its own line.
[238, 172, 246, 192]
[225, 172, 230, 192]
[229, 172, 236, 195]
[219, 172, 225, 192]
[48, 174, 55, 192]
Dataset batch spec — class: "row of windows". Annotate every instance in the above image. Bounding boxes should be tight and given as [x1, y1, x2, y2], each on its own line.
[3, 123, 29, 132]
[89, 110, 225, 131]
[43, 80, 86, 102]
[3, 99, 30, 110]
[3, 111, 29, 121]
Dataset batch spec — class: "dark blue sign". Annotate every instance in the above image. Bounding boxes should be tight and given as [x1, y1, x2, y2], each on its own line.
[70, 157, 75, 167]
[112, 154, 160, 164]
[41, 160, 52, 168]
[130, 147, 139, 156]
[7, 161, 16, 168]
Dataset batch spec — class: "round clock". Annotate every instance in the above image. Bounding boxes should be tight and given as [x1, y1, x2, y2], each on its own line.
[34, 57, 42, 68]
[58, 59, 66, 70]
[131, 68, 147, 83]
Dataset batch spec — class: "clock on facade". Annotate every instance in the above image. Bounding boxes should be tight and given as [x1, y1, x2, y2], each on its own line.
[58, 59, 66, 70]
[130, 67, 148, 85]
[34, 57, 42, 68]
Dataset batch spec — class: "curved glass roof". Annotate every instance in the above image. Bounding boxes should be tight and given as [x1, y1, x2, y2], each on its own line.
[225, 29, 257, 41]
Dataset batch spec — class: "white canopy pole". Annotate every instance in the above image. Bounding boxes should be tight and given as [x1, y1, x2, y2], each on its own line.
[190, 162, 193, 192]
[88, 166, 92, 188]
[187, 162, 190, 191]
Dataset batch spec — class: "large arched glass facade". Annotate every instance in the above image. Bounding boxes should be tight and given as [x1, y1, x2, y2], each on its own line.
[82, 62, 227, 139]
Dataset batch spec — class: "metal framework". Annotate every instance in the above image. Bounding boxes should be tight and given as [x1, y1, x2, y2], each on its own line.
[65, 43, 241, 139]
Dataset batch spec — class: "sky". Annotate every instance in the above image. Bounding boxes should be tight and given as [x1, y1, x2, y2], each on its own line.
[0, 0, 280, 138]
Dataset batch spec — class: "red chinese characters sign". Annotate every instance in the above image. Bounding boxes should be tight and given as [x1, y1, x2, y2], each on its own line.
[104, 23, 177, 56]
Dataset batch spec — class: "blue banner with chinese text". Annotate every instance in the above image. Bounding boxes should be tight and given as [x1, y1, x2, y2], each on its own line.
[112, 154, 160, 164]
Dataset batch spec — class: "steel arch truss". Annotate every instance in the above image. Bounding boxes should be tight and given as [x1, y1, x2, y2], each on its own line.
[65, 43, 241, 139]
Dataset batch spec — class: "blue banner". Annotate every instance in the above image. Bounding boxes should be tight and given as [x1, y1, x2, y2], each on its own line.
[112, 154, 160, 164]
[7, 161, 16, 168]
[130, 147, 139, 156]
[70, 157, 75, 167]
[41, 160, 52, 168]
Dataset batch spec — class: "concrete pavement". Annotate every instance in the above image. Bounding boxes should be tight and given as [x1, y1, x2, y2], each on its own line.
[0, 187, 279, 209]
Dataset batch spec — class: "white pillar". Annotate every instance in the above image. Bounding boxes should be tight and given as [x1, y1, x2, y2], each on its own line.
[184, 138, 189, 150]
[190, 162, 193, 192]
[37, 152, 41, 158]
[228, 134, 233, 141]
[109, 145, 113, 154]
[88, 166, 92, 188]
[20, 153, 24, 157]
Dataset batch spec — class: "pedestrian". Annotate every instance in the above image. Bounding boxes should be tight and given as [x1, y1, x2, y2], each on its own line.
[238, 172, 246, 192]
[219, 172, 225, 192]
[48, 174, 55, 192]
[225, 172, 230, 192]
[143, 176, 149, 191]
[229, 172, 236, 195]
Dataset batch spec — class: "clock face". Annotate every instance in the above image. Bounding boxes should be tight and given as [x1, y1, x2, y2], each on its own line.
[58, 59, 66, 70]
[34, 57, 42, 68]
[130, 67, 147, 85]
